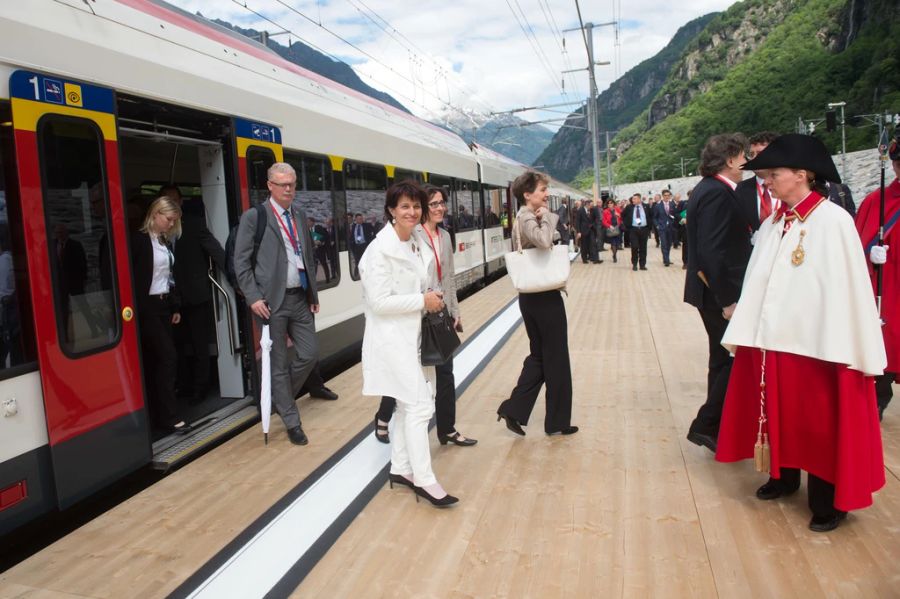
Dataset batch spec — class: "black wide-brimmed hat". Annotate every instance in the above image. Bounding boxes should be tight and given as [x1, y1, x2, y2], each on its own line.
[742, 133, 841, 183]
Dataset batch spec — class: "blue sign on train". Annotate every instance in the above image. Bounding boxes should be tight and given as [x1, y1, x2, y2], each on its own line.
[234, 117, 282, 145]
[9, 70, 115, 113]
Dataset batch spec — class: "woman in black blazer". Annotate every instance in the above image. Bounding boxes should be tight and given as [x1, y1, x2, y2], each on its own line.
[133, 197, 185, 433]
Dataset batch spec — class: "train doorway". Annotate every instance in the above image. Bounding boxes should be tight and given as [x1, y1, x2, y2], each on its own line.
[116, 97, 255, 467]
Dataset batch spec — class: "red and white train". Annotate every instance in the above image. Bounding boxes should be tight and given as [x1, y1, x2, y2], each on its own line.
[0, 0, 586, 536]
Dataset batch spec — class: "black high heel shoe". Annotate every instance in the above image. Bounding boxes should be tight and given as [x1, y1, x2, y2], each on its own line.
[496, 410, 525, 436]
[413, 486, 459, 507]
[438, 431, 478, 446]
[546, 426, 579, 436]
[374, 415, 389, 444]
[388, 473, 414, 490]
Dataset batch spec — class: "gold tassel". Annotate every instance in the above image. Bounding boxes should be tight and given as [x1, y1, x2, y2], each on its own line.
[761, 433, 770, 472]
[754, 351, 770, 474]
[754, 433, 764, 472]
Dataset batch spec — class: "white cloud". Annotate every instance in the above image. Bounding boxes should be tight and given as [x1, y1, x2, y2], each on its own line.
[164, 0, 737, 127]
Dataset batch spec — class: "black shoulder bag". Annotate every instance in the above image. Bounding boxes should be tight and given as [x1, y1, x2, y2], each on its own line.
[421, 307, 461, 366]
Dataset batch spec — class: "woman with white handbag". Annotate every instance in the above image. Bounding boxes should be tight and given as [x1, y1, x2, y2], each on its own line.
[497, 171, 578, 436]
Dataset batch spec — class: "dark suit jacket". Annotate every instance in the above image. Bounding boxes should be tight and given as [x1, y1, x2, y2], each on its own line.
[621, 203, 652, 232]
[575, 207, 592, 235]
[131, 231, 181, 313]
[735, 177, 762, 231]
[683, 176, 752, 311]
[651, 201, 677, 230]
[590, 206, 602, 231]
[349, 222, 375, 246]
[173, 199, 226, 306]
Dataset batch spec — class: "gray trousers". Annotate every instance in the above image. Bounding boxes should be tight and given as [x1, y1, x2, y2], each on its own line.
[267, 291, 318, 429]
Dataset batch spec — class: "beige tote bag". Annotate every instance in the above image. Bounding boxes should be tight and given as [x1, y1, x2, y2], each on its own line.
[504, 215, 570, 293]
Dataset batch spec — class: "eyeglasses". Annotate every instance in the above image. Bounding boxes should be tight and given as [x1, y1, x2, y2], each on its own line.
[427, 200, 447, 209]
[268, 180, 296, 189]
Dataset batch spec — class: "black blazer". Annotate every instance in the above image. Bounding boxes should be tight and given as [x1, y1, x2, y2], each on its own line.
[132, 231, 181, 313]
[651, 201, 677, 230]
[349, 222, 375, 245]
[735, 177, 762, 231]
[575, 206, 592, 235]
[621, 203, 652, 232]
[173, 200, 226, 306]
[683, 176, 752, 311]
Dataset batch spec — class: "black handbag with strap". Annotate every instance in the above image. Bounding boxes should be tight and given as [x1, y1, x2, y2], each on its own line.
[420, 307, 461, 366]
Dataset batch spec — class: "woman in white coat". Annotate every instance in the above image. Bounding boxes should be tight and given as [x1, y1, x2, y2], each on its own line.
[359, 180, 459, 507]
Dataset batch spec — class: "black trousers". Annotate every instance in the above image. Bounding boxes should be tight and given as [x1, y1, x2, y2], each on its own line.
[773, 468, 842, 519]
[499, 291, 572, 432]
[629, 227, 649, 267]
[177, 301, 214, 400]
[579, 230, 596, 263]
[140, 296, 179, 427]
[689, 307, 732, 437]
[377, 357, 457, 435]
[876, 372, 895, 413]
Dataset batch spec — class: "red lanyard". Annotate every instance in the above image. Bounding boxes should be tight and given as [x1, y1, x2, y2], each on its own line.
[270, 202, 301, 258]
[422, 226, 442, 282]
[714, 174, 735, 190]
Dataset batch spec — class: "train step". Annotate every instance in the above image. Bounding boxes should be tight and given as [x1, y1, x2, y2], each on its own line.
[151, 398, 258, 470]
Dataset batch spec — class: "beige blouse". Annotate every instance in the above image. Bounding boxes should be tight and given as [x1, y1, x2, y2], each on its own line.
[515, 207, 559, 250]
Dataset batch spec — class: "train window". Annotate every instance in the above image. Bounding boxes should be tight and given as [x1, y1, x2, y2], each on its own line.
[0, 108, 37, 376]
[285, 151, 338, 289]
[483, 186, 503, 228]
[245, 146, 275, 206]
[344, 161, 387, 281]
[38, 116, 119, 357]
[455, 180, 478, 232]
[394, 168, 423, 183]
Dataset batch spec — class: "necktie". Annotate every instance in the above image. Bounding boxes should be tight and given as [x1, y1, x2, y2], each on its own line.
[759, 185, 773, 221]
[284, 209, 308, 290]
[665, 202, 670, 216]
[637, 206, 643, 225]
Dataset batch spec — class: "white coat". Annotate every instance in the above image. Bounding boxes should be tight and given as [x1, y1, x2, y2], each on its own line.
[359, 223, 436, 403]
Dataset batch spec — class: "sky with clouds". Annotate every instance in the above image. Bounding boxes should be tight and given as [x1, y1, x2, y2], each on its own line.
[166, 0, 738, 128]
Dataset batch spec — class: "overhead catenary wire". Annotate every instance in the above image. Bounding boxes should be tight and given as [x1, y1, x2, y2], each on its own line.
[505, 0, 567, 100]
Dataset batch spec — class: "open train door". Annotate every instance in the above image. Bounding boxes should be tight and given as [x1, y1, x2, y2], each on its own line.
[9, 70, 148, 508]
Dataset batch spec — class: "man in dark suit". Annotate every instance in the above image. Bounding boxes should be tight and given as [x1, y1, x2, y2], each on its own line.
[735, 131, 779, 232]
[684, 133, 752, 453]
[349, 213, 375, 278]
[161, 185, 226, 404]
[556, 199, 570, 245]
[234, 163, 320, 446]
[590, 199, 605, 258]
[621, 193, 652, 271]
[575, 200, 594, 263]
[652, 189, 677, 266]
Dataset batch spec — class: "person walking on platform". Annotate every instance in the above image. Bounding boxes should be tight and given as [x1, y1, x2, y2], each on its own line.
[652, 189, 677, 266]
[676, 192, 689, 268]
[132, 197, 188, 434]
[576, 199, 598, 264]
[736, 132, 780, 233]
[601, 198, 622, 263]
[160, 185, 226, 404]
[556, 198, 570, 245]
[856, 134, 900, 419]
[234, 162, 319, 446]
[621, 193, 651, 271]
[374, 184, 476, 448]
[360, 180, 458, 507]
[716, 134, 886, 532]
[684, 133, 752, 452]
[497, 171, 577, 437]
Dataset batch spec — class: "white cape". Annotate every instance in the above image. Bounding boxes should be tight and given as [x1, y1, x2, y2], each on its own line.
[722, 200, 886, 376]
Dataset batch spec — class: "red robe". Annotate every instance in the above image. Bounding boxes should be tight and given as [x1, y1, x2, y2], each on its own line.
[717, 192, 885, 512]
[856, 178, 900, 376]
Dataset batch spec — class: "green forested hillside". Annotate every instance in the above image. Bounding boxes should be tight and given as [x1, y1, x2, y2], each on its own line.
[574, 0, 900, 186]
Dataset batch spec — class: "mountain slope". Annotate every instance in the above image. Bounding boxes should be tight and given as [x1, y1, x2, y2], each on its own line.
[605, 0, 900, 183]
[534, 13, 718, 182]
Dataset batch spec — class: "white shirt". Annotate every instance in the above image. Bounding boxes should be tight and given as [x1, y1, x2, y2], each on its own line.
[632, 204, 646, 227]
[269, 197, 305, 289]
[149, 234, 172, 295]
[755, 175, 782, 215]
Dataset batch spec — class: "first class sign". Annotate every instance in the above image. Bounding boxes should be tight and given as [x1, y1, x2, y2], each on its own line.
[9, 70, 114, 113]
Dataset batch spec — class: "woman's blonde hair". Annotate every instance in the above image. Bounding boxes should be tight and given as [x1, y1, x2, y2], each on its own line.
[140, 196, 182, 241]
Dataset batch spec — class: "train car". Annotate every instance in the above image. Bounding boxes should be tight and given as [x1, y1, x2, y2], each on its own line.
[0, 0, 569, 537]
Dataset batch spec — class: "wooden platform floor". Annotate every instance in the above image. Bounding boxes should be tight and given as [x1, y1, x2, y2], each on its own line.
[2, 248, 899, 598]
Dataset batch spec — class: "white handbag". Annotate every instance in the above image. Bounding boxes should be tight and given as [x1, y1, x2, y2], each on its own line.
[505, 215, 571, 293]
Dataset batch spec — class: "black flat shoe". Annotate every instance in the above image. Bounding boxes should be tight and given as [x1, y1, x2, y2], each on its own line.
[388, 473, 414, 489]
[546, 426, 579, 435]
[809, 512, 847, 532]
[374, 415, 390, 444]
[755, 479, 800, 501]
[287, 426, 309, 446]
[413, 486, 459, 507]
[438, 431, 478, 446]
[686, 430, 717, 453]
[496, 410, 525, 436]
[310, 386, 339, 400]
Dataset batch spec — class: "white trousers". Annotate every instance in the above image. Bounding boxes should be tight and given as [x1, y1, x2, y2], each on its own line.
[390, 367, 437, 487]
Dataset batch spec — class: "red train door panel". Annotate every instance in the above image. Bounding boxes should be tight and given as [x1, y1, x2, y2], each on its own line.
[9, 70, 149, 509]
